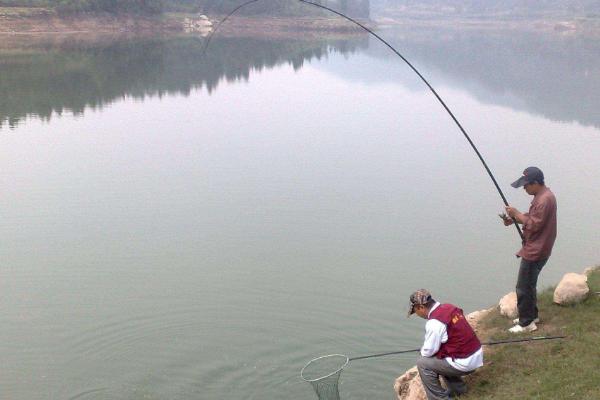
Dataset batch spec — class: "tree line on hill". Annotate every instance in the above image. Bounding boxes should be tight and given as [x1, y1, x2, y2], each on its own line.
[370, 0, 600, 16]
[0, 0, 369, 16]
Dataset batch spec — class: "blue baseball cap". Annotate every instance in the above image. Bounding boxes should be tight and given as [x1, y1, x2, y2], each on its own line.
[511, 167, 544, 188]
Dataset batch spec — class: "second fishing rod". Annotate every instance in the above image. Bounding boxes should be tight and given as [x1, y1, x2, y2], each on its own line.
[349, 335, 566, 361]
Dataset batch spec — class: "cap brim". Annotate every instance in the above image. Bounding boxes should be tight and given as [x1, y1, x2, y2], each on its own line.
[407, 304, 415, 318]
[511, 176, 529, 188]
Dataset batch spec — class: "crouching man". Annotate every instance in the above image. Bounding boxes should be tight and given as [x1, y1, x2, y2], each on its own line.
[407, 289, 483, 400]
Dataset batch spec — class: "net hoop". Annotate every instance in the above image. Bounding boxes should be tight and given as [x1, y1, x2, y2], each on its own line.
[301, 354, 349, 383]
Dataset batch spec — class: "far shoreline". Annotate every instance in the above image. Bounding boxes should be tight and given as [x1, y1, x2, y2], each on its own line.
[1, 7, 599, 40]
[0, 9, 369, 37]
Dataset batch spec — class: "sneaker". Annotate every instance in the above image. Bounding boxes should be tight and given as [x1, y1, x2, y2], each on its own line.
[512, 317, 540, 324]
[508, 322, 537, 333]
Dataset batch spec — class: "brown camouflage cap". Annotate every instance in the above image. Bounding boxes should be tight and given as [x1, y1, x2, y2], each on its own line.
[407, 289, 433, 317]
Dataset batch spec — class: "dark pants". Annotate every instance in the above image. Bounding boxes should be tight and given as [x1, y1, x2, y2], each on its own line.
[416, 356, 473, 400]
[516, 258, 547, 326]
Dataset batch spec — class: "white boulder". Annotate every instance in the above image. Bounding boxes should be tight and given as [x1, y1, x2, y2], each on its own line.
[553, 273, 589, 305]
[499, 292, 518, 319]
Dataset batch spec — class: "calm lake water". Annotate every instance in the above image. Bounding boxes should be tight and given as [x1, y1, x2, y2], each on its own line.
[1, 26, 599, 399]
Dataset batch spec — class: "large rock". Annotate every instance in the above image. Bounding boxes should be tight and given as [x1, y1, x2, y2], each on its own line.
[466, 308, 493, 333]
[499, 292, 518, 319]
[393, 367, 427, 400]
[553, 273, 589, 305]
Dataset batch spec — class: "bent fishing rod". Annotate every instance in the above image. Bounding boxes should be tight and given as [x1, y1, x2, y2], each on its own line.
[202, 0, 524, 241]
[349, 335, 566, 361]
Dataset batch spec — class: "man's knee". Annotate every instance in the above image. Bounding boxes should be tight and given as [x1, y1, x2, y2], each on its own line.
[416, 356, 441, 378]
[416, 356, 428, 370]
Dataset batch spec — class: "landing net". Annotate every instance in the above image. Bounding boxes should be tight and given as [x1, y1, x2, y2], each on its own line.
[300, 354, 349, 400]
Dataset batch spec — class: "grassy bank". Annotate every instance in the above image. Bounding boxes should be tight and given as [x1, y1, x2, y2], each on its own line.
[462, 268, 600, 399]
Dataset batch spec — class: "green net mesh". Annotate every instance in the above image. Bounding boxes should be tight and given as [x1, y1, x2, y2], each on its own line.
[301, 354, 349, 400]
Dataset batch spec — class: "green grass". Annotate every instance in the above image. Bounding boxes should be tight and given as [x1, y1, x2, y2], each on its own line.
[461, 268, 600, 399]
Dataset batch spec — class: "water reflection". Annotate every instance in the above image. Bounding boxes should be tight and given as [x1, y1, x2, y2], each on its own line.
[0, 34, 368, 129]
[359, 27, 600, 128]
[1, 27, 598, 129]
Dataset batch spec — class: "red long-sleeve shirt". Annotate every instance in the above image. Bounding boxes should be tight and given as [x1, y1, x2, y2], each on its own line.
[517, 187, 557, 261]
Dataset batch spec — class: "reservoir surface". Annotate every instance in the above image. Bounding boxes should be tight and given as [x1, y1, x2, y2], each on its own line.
[1, 26, 599, 399]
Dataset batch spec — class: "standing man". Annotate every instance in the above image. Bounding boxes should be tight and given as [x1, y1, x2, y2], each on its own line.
[408, 289, 483, 400]
[502, 166, 557, 333]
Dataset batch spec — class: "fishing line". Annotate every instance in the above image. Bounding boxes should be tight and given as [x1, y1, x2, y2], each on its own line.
[202, 0, 524, 241]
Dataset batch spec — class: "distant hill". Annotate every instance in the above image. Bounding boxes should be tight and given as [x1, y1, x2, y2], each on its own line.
[0, 0, 371, 17]
[199, 0, 369, 18]
[371, 0, 600, 16]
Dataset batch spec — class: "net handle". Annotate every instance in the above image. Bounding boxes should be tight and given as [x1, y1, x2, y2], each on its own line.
[300, 354, 349, 382]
